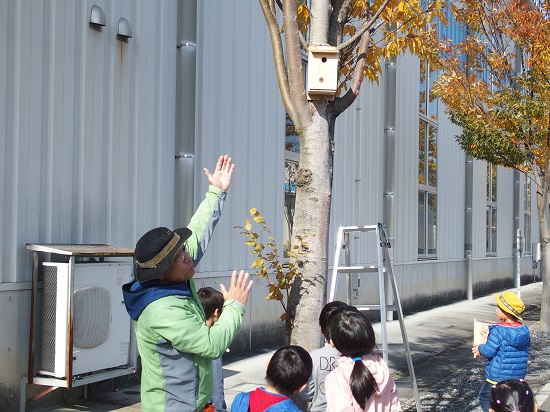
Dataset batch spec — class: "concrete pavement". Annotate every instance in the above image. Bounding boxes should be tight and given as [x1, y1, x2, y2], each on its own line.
[31, 281, 549, 411]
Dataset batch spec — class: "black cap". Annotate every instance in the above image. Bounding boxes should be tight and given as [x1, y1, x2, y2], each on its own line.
[134, 227, 192, 282]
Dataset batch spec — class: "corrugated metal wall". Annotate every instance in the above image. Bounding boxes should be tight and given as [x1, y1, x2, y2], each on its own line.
[472, 159, 488, 258]
[331, 79, 386, 266]
[194, 1, 286, 276]
[1, 0, 178, 284]
[437, 119, 465, 260]
[497, 167, 515, 257]
[394, 53, 423, 263]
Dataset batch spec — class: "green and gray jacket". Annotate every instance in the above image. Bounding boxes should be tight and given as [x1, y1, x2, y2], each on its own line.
[123, 186, 245, 411]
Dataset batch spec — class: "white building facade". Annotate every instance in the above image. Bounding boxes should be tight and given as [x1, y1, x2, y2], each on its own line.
[0, 1, 540, 409]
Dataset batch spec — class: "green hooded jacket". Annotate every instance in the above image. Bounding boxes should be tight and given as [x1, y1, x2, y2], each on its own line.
[134, 186, 245, 411]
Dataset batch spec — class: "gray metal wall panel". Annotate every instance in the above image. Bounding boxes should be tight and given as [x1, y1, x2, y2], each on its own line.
[195, 2, 285, 275]
[1, 0, 178, 283]
[497, 167, 515, 257]
[394, 53, 420, 263]
[437, 118, 465, 260]
[331, 80, 386, 267]
[472, 159, 488, 257]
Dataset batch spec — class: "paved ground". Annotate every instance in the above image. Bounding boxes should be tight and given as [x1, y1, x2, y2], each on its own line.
[31, 282, 550, 411]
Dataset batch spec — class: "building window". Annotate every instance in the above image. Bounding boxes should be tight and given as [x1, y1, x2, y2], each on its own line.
[419, 61, 438, 122]
[418, 61, 438, 258]
[284, 57, 307, 257]
[285, 113, 299, 256]
[486, 163, 497, 255]
[524, 174, 531, 255]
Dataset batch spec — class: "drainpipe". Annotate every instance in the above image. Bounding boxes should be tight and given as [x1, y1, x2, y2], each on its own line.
[175, 1, 197, 228]
[384, 58, 396, 320]
[465, 155, 473, 299]
[351, 105, 363, 300]
[513, 170, 522, 297]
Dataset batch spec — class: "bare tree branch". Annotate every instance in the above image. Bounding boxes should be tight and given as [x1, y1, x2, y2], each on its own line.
[299, 31, 309, 52]
[334, 27, 371, 116]
[283, 0, 310, 128]
[328, 0, 350, 45]
[259, 0, 296, 120]
[337, 0, 391, 51]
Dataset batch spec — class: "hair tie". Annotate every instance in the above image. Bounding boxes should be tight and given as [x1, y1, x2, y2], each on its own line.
[352, 356, 362, 362]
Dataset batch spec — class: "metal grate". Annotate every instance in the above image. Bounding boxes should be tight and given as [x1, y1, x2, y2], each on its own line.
[74, 286, 110, 348]
[40, 266, 58, 373]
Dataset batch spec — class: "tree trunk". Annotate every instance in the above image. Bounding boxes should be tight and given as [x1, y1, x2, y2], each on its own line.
[289, 103, 334, 351]
[535, 170, 550, 333]
[540, 233, 550, 333]
[538, 202, 550, 333]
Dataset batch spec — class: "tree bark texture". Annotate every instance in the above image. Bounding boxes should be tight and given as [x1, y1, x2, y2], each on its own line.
[289, 103, 334, 351]
[535, 170, 550, 333]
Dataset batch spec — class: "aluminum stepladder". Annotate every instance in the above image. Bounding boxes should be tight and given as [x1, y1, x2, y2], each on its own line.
[328, 223, 422, 412]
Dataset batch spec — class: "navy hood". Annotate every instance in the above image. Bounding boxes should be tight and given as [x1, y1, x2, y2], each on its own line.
[122, 279, 192, 320]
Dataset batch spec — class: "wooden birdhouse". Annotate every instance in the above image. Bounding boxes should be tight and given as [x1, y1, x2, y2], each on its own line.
[307, 45, 339, 100]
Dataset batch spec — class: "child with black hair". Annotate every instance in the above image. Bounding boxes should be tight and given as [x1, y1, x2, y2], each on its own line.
[198, 287, 225, 327]
[326, 310, 401, 412]
[301, 300, 348, 411]
[197, 287, 227, 412]
[490, 379, 538, 412]
[231, 345, 313, 412]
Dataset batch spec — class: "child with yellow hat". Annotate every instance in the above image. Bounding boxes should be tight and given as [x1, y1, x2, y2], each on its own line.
[472, 291, 530, 412]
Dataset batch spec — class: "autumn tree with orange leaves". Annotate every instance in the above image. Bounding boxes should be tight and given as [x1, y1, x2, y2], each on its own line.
[426, 0, 550, 332]
[258, 0, 446, 350]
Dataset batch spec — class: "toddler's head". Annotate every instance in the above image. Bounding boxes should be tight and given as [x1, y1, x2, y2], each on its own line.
[319, 301, 348, 342]
[197, 287, 224, 327]
[266, 345, 313, 395]
[490, 379, 537, 412]
[494, 292, 525, 322]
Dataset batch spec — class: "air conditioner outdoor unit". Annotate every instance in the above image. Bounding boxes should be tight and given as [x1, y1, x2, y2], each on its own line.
[39, 261, 133, 378]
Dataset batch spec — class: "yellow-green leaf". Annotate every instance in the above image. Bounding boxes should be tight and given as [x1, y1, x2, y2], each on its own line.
[251, 257, 264, 268]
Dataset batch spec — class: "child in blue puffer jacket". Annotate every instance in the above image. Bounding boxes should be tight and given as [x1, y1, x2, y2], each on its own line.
[472, 291, 530, 412]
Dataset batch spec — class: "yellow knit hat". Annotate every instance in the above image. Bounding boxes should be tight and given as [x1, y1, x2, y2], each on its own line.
[494, 291, 525, 321]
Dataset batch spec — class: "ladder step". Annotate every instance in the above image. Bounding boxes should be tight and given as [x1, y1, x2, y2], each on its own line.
[339, 225, 378, 232]
[355, 304, 397, 311]
[334, 266, 380, 273]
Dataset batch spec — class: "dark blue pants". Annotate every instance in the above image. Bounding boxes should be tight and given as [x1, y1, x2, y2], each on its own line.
[212, 357, 227, 412]
[478, 380, 493, 412]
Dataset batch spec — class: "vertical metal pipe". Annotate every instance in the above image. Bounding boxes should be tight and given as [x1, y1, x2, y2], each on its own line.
[384, 59, 396, 243]
[384, 59, 396, 320]
[175, 1, 198, 228]
[353, 106, 363, 300]
[465, 155, 473, 299]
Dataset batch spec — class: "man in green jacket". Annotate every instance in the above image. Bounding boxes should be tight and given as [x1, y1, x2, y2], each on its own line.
[122, 155, 253, 411]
